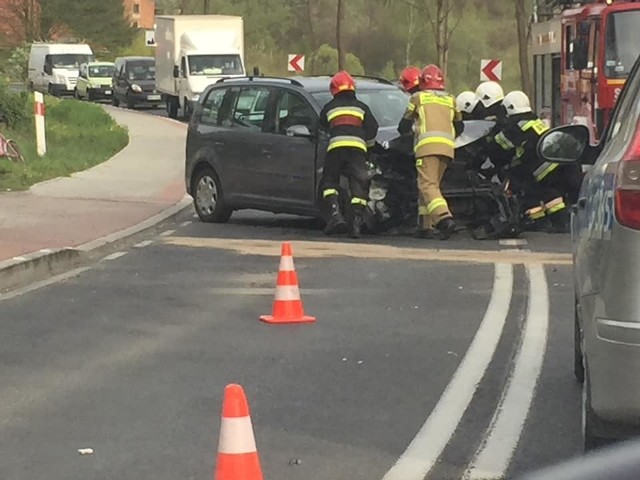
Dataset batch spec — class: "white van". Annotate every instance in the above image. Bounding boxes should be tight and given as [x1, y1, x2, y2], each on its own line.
[28, 43, 95, 96]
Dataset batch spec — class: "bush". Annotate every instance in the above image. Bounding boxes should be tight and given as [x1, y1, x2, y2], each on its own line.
[0, 82, 29, 128]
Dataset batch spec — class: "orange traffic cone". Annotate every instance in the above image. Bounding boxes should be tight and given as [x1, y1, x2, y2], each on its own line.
[260, 242, 316, 324]
[214, 384, 263, 480]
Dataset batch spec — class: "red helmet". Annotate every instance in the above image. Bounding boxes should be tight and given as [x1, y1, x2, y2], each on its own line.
[330, 71, 356, 96]
[419, 64, 445, 90]
[399, 66, 421, 93]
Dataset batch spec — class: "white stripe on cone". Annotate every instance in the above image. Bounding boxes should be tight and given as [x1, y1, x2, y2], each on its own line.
[279, 255, 295, 272]
[274, 285, 301, 301]
[218, 416, 258, 454]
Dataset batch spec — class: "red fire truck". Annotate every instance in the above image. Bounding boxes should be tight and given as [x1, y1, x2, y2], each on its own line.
[531, 0, 640, 140]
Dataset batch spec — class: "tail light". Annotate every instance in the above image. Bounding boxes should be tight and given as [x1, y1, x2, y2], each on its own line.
[615, 121, 640, 229]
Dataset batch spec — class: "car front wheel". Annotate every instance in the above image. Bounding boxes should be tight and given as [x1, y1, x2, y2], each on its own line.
[192, 167, 232, 223]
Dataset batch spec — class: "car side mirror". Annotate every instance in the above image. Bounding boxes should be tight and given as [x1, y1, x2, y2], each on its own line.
[173, 65, 180, 78]
[537, 124, 590, 164]
[286, 124, 314, 138]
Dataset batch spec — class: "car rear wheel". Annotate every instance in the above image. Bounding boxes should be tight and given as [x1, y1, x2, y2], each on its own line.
[192, 167, 232, 223]
[574, 297, 585, 384]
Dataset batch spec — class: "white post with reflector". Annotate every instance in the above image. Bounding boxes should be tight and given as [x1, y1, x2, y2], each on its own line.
[34, 92, 46, 156]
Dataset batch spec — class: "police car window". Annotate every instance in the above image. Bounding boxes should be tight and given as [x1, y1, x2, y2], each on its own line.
[606, 61, 640, 142]
[274, 91, 316, 135]
[233, 86, 270, 130]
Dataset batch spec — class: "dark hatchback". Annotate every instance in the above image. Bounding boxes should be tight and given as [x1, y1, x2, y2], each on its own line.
[111, 56, 163, 109]
[185, 75, 409, 223]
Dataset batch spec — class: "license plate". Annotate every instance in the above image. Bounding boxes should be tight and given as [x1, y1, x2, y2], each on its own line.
[147, 94, 161, 101]
[105, 90, 112, 95]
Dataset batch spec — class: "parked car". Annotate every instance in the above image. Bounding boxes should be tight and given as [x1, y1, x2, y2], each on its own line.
[537, 52, 640, 451]
[185, 75, 409, 223]
[75, 62, 115, 101]
[111, 56, 163, 109]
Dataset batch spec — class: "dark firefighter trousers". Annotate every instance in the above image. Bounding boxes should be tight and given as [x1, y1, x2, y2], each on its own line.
[321, 147, 369, 210]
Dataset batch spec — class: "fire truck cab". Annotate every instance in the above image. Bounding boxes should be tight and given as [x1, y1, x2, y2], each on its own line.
[531, 0, 640, 140]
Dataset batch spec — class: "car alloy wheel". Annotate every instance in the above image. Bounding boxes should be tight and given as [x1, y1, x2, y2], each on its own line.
[196, 174, 218, 216]
[192, 167, 232, 223]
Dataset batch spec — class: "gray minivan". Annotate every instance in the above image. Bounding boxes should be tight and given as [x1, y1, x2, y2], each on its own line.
[111, 56, 163, 109]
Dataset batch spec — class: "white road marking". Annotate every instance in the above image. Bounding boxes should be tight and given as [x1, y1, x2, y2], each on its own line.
[464, 265, 550, 479]
[159, 229, 175, 237]
[179, 221, 191, 228]
[134, 240, 154, 248]
[0, 267, 91, 303]
[103, 252, 127, 261]
[499, 239, 528, 246]
[381, 263, 514, 480]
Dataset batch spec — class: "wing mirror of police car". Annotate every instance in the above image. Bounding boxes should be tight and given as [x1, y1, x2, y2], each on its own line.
[537, 124, 590, 164]
[286, 124, 315, 139]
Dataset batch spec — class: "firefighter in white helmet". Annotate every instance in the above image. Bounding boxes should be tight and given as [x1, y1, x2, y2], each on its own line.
[490, 90, 582, 232]
[456, 91, 479, 120]
[473, 81, 505, 122]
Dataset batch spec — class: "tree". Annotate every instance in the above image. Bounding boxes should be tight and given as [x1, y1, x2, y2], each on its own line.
[0, 0, 40, 44]
[515, 0, 533, 98]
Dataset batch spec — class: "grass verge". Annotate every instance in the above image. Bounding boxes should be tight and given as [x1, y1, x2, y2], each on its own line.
[0, 94, 129, 191]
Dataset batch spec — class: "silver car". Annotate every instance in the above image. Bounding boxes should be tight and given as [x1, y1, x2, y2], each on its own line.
[538, 55, 640, 451]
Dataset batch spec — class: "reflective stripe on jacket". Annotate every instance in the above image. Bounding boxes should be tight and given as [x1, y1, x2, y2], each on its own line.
[319, 91, 379, 153]
[401, 90, 459, 159]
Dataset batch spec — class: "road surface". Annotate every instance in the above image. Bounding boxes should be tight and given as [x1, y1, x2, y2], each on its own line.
[0, 209, 583, 480]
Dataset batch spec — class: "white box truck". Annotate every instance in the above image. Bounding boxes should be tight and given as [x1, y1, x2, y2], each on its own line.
[155, 15, 245, 119]
[28, 43, 95, 96]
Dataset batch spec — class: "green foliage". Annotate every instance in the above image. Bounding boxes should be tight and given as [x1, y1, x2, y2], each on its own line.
[108, 30, 155, 60]
[310, 44, 365, 76]
[1, 44, 30, 82]
[0, 94, 129, 191]
[0, 81, 29, 127]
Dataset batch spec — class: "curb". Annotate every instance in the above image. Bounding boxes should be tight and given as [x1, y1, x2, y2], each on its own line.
[0, 195, 193, 293]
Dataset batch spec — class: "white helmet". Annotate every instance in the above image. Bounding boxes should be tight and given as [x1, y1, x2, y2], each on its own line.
[475, 81, 504, 108]
[456, 91, 478, 114]
[502, 90, 532, 115]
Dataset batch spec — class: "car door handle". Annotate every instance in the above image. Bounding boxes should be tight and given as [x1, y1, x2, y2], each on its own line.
[577, 197, 587, 209]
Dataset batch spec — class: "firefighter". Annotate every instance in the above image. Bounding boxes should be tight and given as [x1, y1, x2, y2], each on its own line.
[319, 71, 379, 239]
[494, 90, 577, 232]
[456, 91, 480, 120]
[399, 66, 421, 94]
[473, 81, 506, 122]
[398, 64, 462, 240]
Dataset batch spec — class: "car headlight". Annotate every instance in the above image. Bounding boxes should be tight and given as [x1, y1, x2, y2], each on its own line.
[130, 84, 142, 93]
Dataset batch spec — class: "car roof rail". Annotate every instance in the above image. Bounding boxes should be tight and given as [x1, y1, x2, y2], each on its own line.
[317, 73, 395, 86]
[216, 76, 304, 87]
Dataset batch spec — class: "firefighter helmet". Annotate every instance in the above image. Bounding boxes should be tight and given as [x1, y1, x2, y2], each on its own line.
[456, 91, 478, 114]
[475, 81, 504, 108]
[330, 71, 356, 96]
[399, 66, 421, 93]
[419, 64, 445, 90]
[502, 90, 532, 115]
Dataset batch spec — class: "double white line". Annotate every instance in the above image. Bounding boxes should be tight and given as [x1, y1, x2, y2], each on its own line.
[382, 263, 549, 480]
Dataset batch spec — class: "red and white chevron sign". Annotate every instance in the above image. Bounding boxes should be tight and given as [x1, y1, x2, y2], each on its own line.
[480, 59, 502, 82]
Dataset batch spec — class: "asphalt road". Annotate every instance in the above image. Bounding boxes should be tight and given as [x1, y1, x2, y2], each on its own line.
[0, 208, 583, 480]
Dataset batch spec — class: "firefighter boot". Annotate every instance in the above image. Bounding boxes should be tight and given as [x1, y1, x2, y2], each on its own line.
[323, 196, 347, 235]
[547, 209, 571, 234]
[349, 205, 366, 239]
[436, 217, 458, 241]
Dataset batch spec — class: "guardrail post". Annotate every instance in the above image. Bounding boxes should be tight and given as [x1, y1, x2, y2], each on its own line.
[34, 92, 46, 156]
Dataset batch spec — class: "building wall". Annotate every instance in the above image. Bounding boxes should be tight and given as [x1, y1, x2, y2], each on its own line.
[123, 0, 156, 29]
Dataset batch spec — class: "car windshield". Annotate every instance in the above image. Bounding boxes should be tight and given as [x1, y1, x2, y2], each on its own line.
[604, 10, 640, 79]
[312, 88, 410, 128]
[128, 62, 155, 81]
[89, 65, 115, 78]
[188, 54, 244, 76]
[49, 54, 94, 69]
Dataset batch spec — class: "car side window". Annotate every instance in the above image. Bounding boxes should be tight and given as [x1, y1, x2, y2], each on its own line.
[605, 63, 640, 143]
[273, 90, 317, 135]
[200, 87, 235, 127]
[232, 86, 271, 130]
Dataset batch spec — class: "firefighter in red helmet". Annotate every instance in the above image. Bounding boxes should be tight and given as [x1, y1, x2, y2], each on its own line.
[319, 71, 379, 238]
[398, 64, 463, 239]
[399, 66, 421, 94]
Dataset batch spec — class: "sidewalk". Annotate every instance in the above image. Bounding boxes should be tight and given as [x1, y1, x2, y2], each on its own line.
[0, 107, 190, 262]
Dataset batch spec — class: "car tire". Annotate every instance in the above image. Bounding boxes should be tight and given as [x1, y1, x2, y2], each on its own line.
[126, 95, 136, 109]
[192, 167, 232, 223]
[112, 94, 120, 107]
[582, 365, 613, 452]
[167, 97, 178, 119]
[574, 297, 585, 384]
[183, 97, 192, 121]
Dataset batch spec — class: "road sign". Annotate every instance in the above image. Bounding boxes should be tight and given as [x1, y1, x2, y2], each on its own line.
[288, 54, 305, 72]
[145, 30, 156, 47]
[480, 59, 502, 82]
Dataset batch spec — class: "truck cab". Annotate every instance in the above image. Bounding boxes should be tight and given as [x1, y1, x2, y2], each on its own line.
[28, 43, 95, 96]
